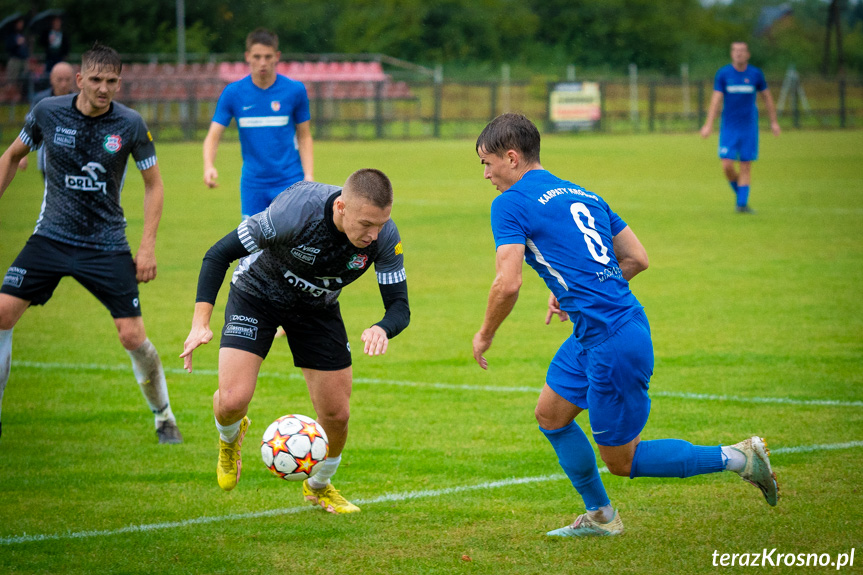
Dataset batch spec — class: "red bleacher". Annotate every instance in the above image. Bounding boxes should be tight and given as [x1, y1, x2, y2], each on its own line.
[118, 60, 412, 102]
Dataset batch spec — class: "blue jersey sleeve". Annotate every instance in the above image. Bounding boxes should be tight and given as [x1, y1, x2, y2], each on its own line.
[609, 208, 627, 236]
[293, 85, 311, 124]
[713, 67, 726, 93]
[755, 68, 768, 92]
[212, 83, 237, 127]
[490, 192, 530, 248]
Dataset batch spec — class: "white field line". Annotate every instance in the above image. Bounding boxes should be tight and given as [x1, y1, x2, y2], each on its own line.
[12, 361, 863, 408]
[1, 440, 861, 546]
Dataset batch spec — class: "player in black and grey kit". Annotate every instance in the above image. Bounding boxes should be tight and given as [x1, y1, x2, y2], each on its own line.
[0, 43, 182, 444]
[181, 169, 410, 513]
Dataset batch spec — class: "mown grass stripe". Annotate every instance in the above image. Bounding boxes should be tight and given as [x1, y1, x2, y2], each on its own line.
[13, 361, 863, 408]
[1, 440, 861, 546]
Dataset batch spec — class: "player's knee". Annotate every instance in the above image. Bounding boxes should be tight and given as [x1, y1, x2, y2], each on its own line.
[601, 455, 632, 477]
[534, 405, 565, 431]
[317, 406, 350, 430]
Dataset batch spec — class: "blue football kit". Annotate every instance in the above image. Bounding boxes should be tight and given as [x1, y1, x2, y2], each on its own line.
[212, 75, 311, 216]
[490, 169, 725, 512]
[490, 170, 651, 447]
[714, 64, 767, 162]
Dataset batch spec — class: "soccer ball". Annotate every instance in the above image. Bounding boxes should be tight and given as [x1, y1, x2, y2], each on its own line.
[261, 414, 329, 481]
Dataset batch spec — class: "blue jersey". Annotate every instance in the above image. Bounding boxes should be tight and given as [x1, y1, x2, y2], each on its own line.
[212, 74, 311, 190]
[490, 170, 642, 349]
[714, 64, 767, 133]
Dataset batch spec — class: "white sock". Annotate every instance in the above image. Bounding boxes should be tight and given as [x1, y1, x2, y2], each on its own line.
[0, 328, 12, 422]
[308, 454, 342, 489]
[127, 339, 174, 425]
[215, 416, 242, 443]
[721, 445, 746, 472]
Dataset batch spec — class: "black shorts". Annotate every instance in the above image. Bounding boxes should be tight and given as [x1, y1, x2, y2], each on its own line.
[220, 285, 352, 371]
[1, 235, 142, 318]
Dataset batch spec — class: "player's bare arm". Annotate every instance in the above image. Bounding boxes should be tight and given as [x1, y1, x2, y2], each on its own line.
[135, 164, 164, 283]
[700, 91, 724, 138]
[761, 89, 781, 136]
[473, 243, 524, 370]
[203, 122, 226, 188]
[612, 226, 649, 281]
[180, 301, 215, 373]
[0, 138, 31, 200]
[296, 120, 314, 181]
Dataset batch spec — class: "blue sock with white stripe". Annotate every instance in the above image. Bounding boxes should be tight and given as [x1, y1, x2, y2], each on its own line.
[737, 185, 750, 207]
[629, 439, 724, 479]
[540, 421, 610, 510]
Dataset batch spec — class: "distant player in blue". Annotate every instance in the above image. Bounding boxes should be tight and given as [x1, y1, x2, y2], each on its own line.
[473, 113, 778, 537]
[701, 42, 780, 213]
[203, 28, 313, 218]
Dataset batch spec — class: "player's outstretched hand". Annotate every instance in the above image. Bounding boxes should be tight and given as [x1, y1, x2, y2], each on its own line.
[472, 331, 492, 370]
[361, 325, 389, 356]
[134, 249, 157, 283]
[545, 292, 569, 324]
[180, 325, 213, 373]
[204, 167, 219, 188]
[699, 124, 712, 139]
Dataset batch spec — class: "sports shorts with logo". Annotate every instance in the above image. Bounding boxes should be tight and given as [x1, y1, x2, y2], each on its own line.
[718, 124, 759, 162]
[221, 284, 351, 370]
[546, 309, 654, 447]
[1, 235, 142, 318]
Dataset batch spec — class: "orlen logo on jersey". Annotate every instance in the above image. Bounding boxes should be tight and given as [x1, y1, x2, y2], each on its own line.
[65, 162, 107, 195]
[103, 135, 122, 153]
[346, 254, 368, 270]
[283, 269, 333, 297]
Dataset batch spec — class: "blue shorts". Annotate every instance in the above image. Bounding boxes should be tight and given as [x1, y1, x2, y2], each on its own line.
[546, 310, 654, 447]
[718, 126, 759, 162]
[241, 179, 302, 218]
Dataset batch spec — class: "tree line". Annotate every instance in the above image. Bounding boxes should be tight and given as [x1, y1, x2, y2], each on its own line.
[4, 0, 863, 77]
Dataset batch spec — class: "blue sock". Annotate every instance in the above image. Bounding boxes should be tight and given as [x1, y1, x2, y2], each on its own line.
[540, 421, 610, 510]
[629, 439, 724, 479]
[737, 185, 750, 207]
[728, 181, 739, 194]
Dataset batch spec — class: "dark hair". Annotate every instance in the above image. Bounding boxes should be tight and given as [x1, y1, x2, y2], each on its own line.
[476, 113, 541, 164]
[246, 28, 279, 51]
[81, 42, 122, 75]
[344, 169, 393, 209]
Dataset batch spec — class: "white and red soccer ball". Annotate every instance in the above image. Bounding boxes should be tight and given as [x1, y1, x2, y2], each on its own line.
[261, 414, 329, 481]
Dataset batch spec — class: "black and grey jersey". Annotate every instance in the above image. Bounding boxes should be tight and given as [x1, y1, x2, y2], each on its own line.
[232, 181, 406, 310]
[19, 94, 157, 251]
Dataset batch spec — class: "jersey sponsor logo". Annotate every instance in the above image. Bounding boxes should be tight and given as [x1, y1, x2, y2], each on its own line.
[225, 322, 258, 340]
[291, 245, 319, 264]
[260, 208, 276, 239]
[595, 266, 623, 283]
[316, 276, 344, 289]
[271, 100, 281, 112]
[53, 133, 75, 148]
[230, 314, 258, 324]
[3, 267, 26, 288]
[237, 116, 290, 128]
[394, 241, 403, 255]
[347, 254, 368, 270]
[283, 268, 333, 297]
[66, 162, 108, 195]
[727, 84, 756, 94]
[55, 126, 77, 135]
[103, 135, 122, 153]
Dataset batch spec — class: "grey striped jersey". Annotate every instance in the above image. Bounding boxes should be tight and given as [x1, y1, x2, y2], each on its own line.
[232, 181, 406, 310]
[19, 94, 157, 251]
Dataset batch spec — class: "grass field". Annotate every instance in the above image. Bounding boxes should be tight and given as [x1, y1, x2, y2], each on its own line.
[0, 130, 862, 574]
